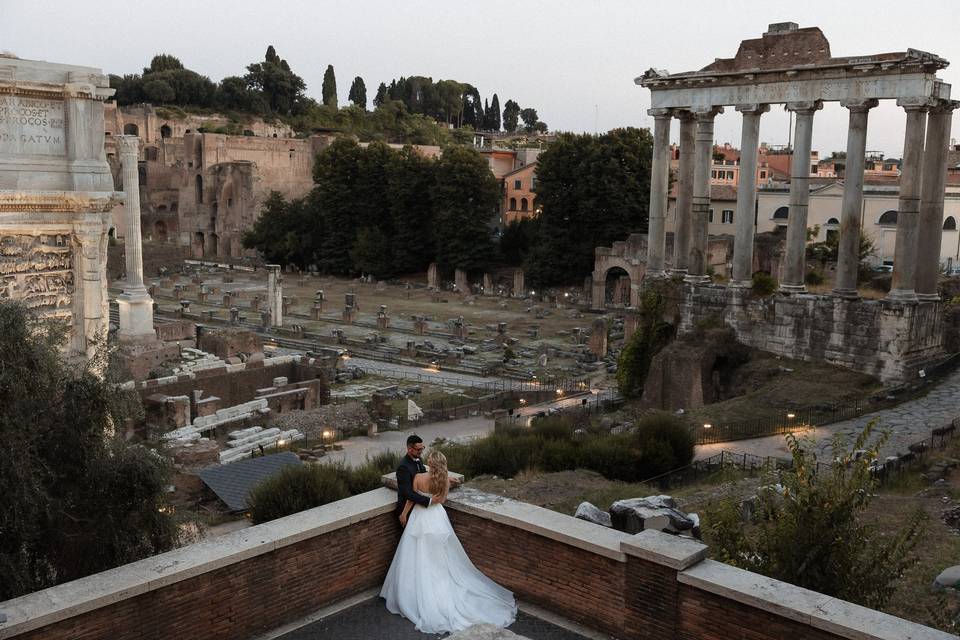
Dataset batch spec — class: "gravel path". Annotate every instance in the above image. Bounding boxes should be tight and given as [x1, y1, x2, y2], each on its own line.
[696, 368, 960, 462]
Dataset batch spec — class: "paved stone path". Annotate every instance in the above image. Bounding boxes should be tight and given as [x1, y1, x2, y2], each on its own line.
[696, 368, 960, 462]
[278, 598, 590, 640]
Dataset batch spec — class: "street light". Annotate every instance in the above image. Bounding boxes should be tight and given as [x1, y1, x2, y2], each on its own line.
[703, 423, 712, 430]
[322, 429, 333, 450]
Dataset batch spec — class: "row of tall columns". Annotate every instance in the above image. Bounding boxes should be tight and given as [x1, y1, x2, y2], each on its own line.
[646, 97, 955, 303]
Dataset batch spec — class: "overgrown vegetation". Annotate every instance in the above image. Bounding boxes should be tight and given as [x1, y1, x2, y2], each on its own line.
[0, 302, 179, 600]
[242, 138, 498, 276]
[702, 423, 925, 609]
[436, 413, 694, 484]
[247, 451, 401, 524]
[617, 285, 674, 398]
[110, 50, 544, 144]
[751, 271, 777, 296]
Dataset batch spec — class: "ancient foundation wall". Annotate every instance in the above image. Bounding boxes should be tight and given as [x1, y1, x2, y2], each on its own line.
[0, 486, 950, 640]
[679, 284, 945, 383]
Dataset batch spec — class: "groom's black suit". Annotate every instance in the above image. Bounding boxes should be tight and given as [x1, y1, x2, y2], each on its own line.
[396, 454, 431, 516]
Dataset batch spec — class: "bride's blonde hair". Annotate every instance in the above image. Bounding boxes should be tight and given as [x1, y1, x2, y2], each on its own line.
[426, 450, 449, 501]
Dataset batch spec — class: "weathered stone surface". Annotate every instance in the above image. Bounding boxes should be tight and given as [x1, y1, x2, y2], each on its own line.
[574, 501, 612, 527]
[609, 496, 695, 534]
[447, 624, 526, 640]
[933, 565, 960, 591]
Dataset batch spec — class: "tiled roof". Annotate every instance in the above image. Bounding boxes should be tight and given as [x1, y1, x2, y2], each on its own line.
[199, 451, 302, 512]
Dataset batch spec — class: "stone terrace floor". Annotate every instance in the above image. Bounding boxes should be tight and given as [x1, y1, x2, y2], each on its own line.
[275, 597, 596, 640]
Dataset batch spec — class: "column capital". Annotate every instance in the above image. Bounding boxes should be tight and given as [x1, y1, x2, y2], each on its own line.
[785, 100, 823, 114]
[839, 98, 879, 112]
[691, 106, 723, 120]
[896, 97, 936, 111]
[672, 109, 696, 122]
[647, 108, 673, 119]
[930, 99, 960, 115]
[735, 103, 770, 115]
[115, 134, 140, 156]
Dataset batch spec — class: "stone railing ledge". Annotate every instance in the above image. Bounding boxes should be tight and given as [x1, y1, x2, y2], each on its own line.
[381, 470, 465, 491]
[620, 529, 708, 571]
[0, 488, 396, 638]
[678, 559, 957, 640]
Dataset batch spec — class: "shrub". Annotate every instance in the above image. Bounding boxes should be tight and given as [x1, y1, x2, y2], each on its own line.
[579, 435, 643, 482]
[702, 422, 924, 609]
[342, 450, 402, 494]
[540, 438, 580, 472]
[632, 412, 696, 478]
[804, 270, 825, 285]
[248, 464, 350, 524]
[531, 415, 574, 440]
[751, 272, 777, 296]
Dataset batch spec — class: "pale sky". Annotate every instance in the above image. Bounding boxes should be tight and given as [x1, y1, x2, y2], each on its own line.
[3, 0, 959, 158]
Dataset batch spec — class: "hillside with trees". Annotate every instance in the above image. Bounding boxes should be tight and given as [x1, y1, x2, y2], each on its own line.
[110, 49, 547, 145]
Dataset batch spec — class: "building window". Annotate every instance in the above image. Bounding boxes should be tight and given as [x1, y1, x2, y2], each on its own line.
[123, 123, 139, 136]
[878, 210, 898, 226]
[708, 208, 714, 223]
[520, 198, 528, 212]
[760, 170, 767, 179]
[195, 175, 204, 204]
[722, 209, 733, 224]
[514, 179, 521, 189]
[944, 216, 957, 231]
[509, 197, 517, 211]
[772, 206, 789, 220]
[711, 170, 717, 179]
[160, 124, 172, 138]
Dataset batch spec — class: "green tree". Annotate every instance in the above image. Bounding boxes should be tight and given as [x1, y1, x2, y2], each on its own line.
[703, 423, 924, 609]
[313, 138, 366, 273]
[432, 145, 499, 271]
[499, 218, 539, 265]
[488, 94, 501, 131]
[373, 82, 389, 108]
[244, 45, 306, 115]
[387, 145, 437, 274]
[350, 226, 393, 277]
[520, 107, 539, 132]
[242, 191, 316, 267]
[617, 286, 673, 397]
[525, 128, 653, 286]
[502, 99, 521, 133]
[348, 76, 367, 110]
[322, 64, 338, 109]
[144, 53, 184, 74]
[0, 303, 179, 601]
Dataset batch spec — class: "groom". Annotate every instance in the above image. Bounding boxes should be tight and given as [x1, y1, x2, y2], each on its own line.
[396, 434, 444, 524]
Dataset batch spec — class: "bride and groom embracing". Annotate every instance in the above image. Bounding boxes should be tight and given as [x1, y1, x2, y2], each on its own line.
[380, 435, 517, 634]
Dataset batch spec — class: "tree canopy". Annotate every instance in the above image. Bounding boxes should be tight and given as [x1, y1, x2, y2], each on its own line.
[322, 64, 338, 109]
[348, 76, 367, 110]
[0, 303, 180, 600]
[522, 128, 653, 286]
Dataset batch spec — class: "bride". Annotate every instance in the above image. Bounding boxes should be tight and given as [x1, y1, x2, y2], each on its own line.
[380, 450, 517, 634]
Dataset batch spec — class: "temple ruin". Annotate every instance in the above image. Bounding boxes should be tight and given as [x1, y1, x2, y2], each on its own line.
[637, 23, 957, 382]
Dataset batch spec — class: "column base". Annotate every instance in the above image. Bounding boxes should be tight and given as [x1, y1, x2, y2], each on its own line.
[831, 287, 860, 300]
[728, 279, 752, 289]
[886, 288, 919, 304]
[778, 283, 806, 294]
[645, 270, 668, 280]
[669, 268, 688, 278]
[916, 293, 941, 303]
[117, 290, 157, 342]
[683, 274, 711, 285]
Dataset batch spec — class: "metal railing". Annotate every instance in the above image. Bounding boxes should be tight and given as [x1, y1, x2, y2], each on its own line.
[693, 401, 863, 445]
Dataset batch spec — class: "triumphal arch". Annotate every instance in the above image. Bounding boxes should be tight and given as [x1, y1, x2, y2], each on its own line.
[637, 23, 956, 382]
[0, 57, 118, 358]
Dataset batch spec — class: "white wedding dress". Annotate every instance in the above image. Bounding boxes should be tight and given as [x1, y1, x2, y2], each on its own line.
[380, 491, 517, 634]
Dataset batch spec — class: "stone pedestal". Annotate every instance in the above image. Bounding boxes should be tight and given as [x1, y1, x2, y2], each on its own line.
[455, 268, 469, 294]
[427, 263, 439, 290]
[513, 269, 525, 298]
[589, 319, 608, 358]
[267, 264, 283, 327]
[483, 273, 494, 295]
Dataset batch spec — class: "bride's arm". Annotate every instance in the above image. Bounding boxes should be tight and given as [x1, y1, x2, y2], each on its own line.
[399, 499, 414, 526]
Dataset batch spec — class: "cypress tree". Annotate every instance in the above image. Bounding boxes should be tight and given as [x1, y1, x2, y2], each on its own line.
[322, 64, 338, 108]
[489, 94, 501, 131]
[348, 76, 367, 110]
[373, 82, 388, 108]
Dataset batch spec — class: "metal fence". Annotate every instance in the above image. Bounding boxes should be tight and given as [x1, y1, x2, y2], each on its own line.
[692, 401, 863, 445]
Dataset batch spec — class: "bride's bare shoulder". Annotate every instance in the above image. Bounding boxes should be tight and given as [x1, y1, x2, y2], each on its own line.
[413, 472, 429, 490]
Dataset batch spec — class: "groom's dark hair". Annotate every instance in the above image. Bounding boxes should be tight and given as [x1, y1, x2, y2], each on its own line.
[406, 434, 423, 446]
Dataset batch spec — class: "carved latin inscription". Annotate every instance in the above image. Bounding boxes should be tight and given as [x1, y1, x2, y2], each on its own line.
[0, 96, 66, 157]
[0, 235, 73, 316]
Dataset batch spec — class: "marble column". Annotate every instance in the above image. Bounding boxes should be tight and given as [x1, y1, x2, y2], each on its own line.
[730, 104, 769, 287]
[115, 135, 156, 342]
[645, 109, 672, 277]
[685, 106, 722, 284]
[888, 101, 930, 303]
[833, 99, 878, 298]
[780, 101, 822, 293]
[916, 100, 958, 301]
[671, 111, 696, 276]
[267, 264, 283, 327]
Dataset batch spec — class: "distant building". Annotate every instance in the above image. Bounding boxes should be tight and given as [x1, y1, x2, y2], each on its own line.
[502, 162, 538, 225]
